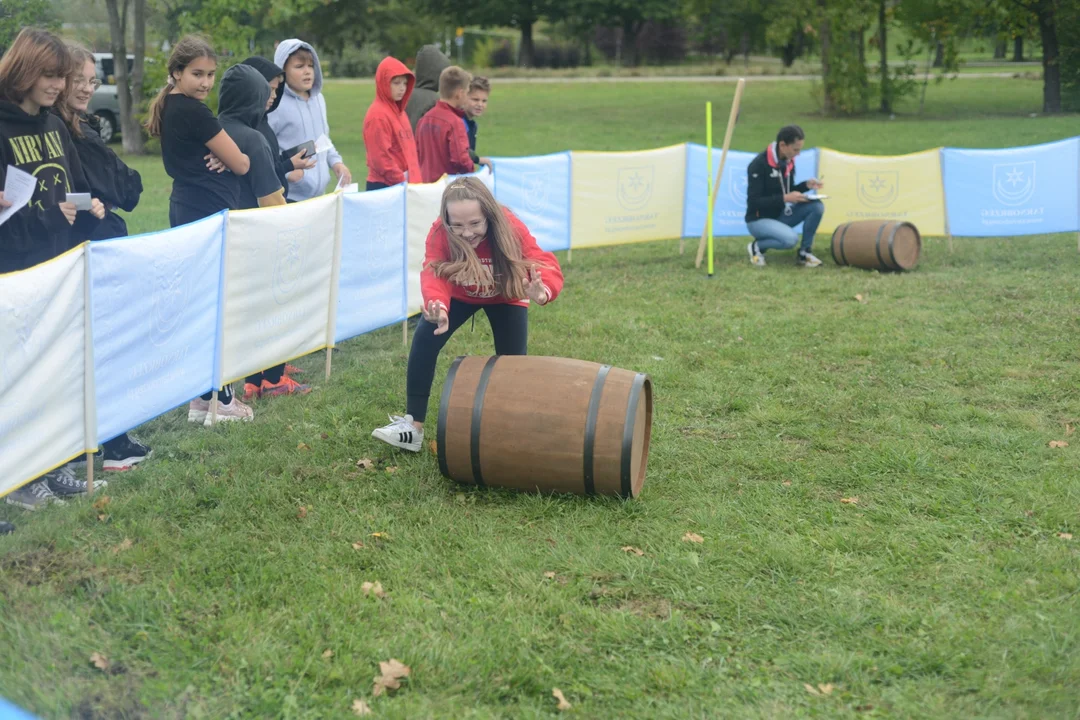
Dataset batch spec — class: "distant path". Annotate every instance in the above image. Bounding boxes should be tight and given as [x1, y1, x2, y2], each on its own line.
[329, 72, 1028, 85]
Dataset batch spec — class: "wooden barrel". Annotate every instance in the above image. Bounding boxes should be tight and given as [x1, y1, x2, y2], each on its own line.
[436, 356, 652, 498]
[830, 220, 921, 271]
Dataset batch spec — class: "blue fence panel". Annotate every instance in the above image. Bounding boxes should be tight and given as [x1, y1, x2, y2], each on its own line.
[490, 152, 571, 251]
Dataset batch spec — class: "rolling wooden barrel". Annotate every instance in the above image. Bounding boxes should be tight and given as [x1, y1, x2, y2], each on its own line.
[436, 356, 652, 498]
[830, 220, 921, 271]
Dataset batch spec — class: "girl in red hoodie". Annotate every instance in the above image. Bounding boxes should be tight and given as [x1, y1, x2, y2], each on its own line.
[362, 57, 421, 190]
[372, 177, 564, 452]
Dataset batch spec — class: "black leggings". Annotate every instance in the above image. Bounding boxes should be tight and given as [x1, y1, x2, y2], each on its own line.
[246, 364, 285, 388]
[406, 301, 528, 423]
[366, 181, 390, 191]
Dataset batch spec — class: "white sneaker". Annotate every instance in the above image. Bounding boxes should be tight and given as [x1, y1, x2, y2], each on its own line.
[798, 251, 823, 268]
[204, 397, 254, 426]
[747, 241, 766, 267]
[372, 414, 423, 452]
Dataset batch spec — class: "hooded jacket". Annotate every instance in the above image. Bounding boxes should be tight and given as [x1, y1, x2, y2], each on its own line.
[69, 112, 142, 241]
[241, 56, 291, 197]
[405, 45, 450, 132]
[0, 100, 92, 272]
[363, 57, 421, 186]
[416, 100, 473, 183]
[218, 64, 283, 210]
[745, 142, 810, 223]
[269, 39, 342, 201]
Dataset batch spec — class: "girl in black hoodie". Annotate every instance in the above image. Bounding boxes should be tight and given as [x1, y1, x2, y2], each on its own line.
[0, 28, 104, 274]
[57, 42, 152, 473]
[0, 29, 106, 510]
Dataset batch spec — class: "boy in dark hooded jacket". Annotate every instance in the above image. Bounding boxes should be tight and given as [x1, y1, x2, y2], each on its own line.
[241, 56, 315, 200]
[217, 63, 311, 399]
[363, 56, 421, 190]
[405, 45, 450, 132]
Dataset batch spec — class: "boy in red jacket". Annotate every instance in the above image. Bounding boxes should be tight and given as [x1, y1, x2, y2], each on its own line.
[415, 66, 474, 183]
[363, 56, 421, 190]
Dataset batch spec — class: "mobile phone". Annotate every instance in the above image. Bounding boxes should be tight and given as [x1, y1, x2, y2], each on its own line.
[67, 193, 92, 211]
[286, 140, 316, 158]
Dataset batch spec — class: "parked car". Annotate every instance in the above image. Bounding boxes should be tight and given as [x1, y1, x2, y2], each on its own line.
[87, 53, 134, 144]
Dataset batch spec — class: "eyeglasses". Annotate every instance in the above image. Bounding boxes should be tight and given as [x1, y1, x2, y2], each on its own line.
[448, 219, 487, 234]
[73, 77, 102, 91]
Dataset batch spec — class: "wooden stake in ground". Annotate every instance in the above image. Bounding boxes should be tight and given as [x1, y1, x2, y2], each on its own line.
[696, 78, 746, 270]
[325, 349, 333, 381]
[209, 395, 218, 426]
[86, 453, 94, 495]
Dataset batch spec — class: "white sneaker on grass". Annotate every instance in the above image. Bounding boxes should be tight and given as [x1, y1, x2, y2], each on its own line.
[747, 241, 766, 267]
[372, 415, 423, 452]
[188, 398, 210, 424]
[204, 397, 254, 426]
[797, 251, 823, 267]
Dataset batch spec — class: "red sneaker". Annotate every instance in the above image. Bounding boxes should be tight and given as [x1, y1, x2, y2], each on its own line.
[242, 382, 262, 402]
[261, 375, 312, 397]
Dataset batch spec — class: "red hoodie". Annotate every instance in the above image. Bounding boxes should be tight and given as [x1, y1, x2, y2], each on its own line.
[421, 207, 565, 309]
[415, 100, 473, 183]
[363, 57, 422, 185]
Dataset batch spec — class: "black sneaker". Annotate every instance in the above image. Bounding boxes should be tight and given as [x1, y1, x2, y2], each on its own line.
[103, 434, 152, 472]
[46, 465, 106, 497]
[5, 479, 64, 510]
[1, 521, 15, 534]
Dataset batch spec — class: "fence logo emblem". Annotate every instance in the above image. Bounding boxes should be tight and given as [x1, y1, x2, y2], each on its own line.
[728, 165, 749, 205]
[150, 246, 191, 347]
[523, 171, 547, 213]
[992, 162, 1036, 206]
[856, 171, 899, 208]
[616, 166, 654, 210]
[273, 228, 306, 305]
[367, 209, 396, 281]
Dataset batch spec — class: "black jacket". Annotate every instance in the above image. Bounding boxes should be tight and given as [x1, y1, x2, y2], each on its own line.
[0, 100, 93, 272]
[218, 64, 283, 210]
[745, 145, 809, 223]
[466, 115, 479, 164]
[70, 113, 142, 241]
[241, 56, 291, 198]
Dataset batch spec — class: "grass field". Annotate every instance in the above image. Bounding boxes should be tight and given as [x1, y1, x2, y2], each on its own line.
[2, 77, 1079, 719]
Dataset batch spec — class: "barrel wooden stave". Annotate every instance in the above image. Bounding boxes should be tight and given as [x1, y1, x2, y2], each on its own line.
[830, 220, 921, 271]
[438, 356, 652, 498]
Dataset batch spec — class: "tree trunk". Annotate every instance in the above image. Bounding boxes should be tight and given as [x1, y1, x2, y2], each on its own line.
[1037, 5, 1060, 112]
[741, 28, 750, 66]
[994, 38, 1006, 59]
[879, 0, 890, 113]
[933, 41, 944, 68]
[623, 20, 643, 67]
[104, 0, 144, 154]
[518, 20, 535, 67]
[1013, 36, 1023, 62]
[819, 0, 834, 114]
[123, 0, 145, 154]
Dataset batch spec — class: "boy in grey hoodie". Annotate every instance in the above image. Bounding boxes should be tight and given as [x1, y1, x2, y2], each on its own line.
[269, 39, 352, 200]
[405, 44, 450, 133]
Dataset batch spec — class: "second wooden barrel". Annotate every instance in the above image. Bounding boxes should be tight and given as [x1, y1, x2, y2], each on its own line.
[436, 356, 652, 498]
[830, 220, 921, 271]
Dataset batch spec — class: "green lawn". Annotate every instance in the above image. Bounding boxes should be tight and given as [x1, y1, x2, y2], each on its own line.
[2, 77, 1079, 719]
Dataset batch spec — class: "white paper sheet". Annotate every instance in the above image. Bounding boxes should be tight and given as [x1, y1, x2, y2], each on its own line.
[0, 166, 36, 228]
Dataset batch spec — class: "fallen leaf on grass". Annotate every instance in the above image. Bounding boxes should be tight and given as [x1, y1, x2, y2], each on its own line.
[372, 658, 410, 697]
[552, 688, 572, 711]
[370, 532, 388, 540]
[321, 432, 330, 440]
[620, 546, 645, 557]
[362, 581, 387, 599]
[297, 506, 308, 519]
[428, 440, 438, 455]
[682, 532, 705, 544]
[351, 541, 366, 550]
[92, 495, 111, 511]
[385, 466, 398, 474]
[111, 538, 133, 554]
[90, 652, 110, 672]
[322, 649, 334, 659]
[804, 683, 835, 696]
[543, 571, 557, 580]
[855, 704, 875, 712]
[1066, 423, 1075, 437]
[297, 442, 311, 452]
[97, 514, 109, 523]
[1049, 440, 1069, 449]
[351, 698, 373, 716]
[840, 497, 859, 505]
[782, 480, 792, 487]
[1058, 532, 1073, 540]
[357, 458, 375, 471]
[855, 294, 867, 303]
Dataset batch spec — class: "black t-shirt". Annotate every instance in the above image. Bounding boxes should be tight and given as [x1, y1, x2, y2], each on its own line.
[160, 93, 239, 226]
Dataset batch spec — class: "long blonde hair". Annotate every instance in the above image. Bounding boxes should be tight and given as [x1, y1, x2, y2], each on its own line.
[429, 177, 541, 300]
[144, 35, 216, 137]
